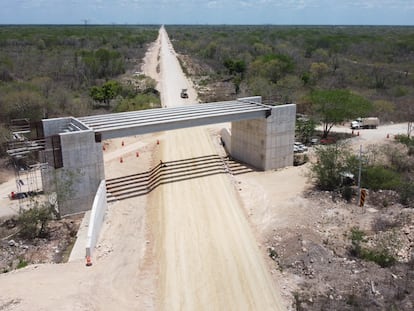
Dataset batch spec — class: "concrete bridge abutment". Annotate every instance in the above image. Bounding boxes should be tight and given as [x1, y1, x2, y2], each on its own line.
[41, 117, 105, 215]
[231, 102, 296, 170]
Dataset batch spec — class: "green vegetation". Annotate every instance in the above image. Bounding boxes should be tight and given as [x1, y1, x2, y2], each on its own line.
[114, 93, 160, 112]
[309, 142, 357, 191]
[311, 140, 414, 206]
[362, 166, 402, 191]
[295, 118, 317, 144]
[18, 203, 54, 239]
[167, 25, 414, 123]
[349, 227, 397, 268]
[0, 25, 158, 126]
[309, 89, 372, 138]
[90, 80, 122, 107]
[16, 258, 28, 269]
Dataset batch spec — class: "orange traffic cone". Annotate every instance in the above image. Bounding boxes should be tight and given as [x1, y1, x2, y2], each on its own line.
[86, 256, 92, 266]
[120, 157, 123, 163]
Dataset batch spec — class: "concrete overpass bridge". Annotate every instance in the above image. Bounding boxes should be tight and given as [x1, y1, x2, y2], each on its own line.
[78, 98, 272, 140]
[39, 97, 295, 215]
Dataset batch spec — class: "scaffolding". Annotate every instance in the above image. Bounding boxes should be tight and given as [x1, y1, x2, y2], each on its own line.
[6, 119, 48, 212]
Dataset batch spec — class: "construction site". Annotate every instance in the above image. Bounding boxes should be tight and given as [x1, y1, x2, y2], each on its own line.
[0, 26, 413, 311]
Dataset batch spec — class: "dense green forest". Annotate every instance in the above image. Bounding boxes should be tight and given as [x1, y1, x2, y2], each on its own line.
[166, 25, 414, 122]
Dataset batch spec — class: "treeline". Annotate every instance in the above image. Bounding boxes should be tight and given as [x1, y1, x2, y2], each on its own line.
[167, 25, 414, 122]
[0, 25, 159, 124]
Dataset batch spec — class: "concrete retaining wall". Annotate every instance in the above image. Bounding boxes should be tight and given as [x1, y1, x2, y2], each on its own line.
[86, 180, 107, 257]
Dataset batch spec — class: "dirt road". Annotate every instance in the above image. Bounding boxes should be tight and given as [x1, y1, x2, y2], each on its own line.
[150, 26, 284, 310]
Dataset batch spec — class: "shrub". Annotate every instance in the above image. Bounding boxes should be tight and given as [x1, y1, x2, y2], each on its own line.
[399, 181, 414, 207]
[349, 227, 365, 257]
[310, 143, 356, 191]
[16, 258, 28, 269]
[18, 204, 53, 239]
[361, 249, 396, 268]
[349, 227, 397, 267]
[362, 165, 402, 191]
[114, 93, 161, 112]
[394, 134, 414, 147]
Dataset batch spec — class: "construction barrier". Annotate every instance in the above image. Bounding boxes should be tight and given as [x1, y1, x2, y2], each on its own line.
[85, 180, 107, 261]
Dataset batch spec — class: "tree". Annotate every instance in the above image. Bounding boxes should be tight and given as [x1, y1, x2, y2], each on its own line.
[296, 118, 317, 144]
[309, 62, 329, 81]
[18, 203, 54, 239]
[223, 59, 246, 76]
[2, 88, 44, 121]
[310, 89, 372, 138]
[90, 80, 122, 107]
[248, 53, 294, 84]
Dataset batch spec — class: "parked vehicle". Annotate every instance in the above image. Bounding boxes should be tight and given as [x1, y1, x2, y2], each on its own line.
[180, 89, 188, 98]
[294, 142, 308, 153]
[350, 117, 379, 129]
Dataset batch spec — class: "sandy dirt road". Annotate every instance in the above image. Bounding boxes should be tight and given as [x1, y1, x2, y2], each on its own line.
[149, 26, 284, 310]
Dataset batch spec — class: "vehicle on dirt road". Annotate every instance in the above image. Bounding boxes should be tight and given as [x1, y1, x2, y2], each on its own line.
[180, 88, 188, 98]
[351, 117, 379, 129]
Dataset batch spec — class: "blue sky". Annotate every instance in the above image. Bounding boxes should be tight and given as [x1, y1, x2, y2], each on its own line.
[0, 0, 413, 25]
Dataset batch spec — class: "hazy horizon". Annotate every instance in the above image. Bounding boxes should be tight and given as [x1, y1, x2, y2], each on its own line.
[1, 0, 413, 26]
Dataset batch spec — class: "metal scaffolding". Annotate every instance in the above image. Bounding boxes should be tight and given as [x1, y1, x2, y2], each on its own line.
[6, 119, 47, 211]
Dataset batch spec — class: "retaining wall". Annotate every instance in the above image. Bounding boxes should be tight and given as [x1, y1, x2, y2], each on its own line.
[86, 180, 107, 257]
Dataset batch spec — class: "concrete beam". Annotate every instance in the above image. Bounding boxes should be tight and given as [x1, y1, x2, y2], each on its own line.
[99, 109, 268, 140]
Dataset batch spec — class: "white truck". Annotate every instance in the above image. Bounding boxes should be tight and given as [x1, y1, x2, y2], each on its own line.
[350, 117, 379, 129]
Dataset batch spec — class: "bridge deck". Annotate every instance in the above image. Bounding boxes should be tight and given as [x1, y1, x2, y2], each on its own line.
[78, 100, 271, 140]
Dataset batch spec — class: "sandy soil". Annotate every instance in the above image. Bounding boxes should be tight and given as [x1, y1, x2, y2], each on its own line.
[147, 26, 285, 310]
[0, 25, 411, 311]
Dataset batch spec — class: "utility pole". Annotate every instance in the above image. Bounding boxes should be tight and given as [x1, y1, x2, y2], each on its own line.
[357, 144, 362, 206]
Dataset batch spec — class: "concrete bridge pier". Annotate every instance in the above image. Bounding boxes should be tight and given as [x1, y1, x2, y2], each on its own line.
[231, 102, 296, 170]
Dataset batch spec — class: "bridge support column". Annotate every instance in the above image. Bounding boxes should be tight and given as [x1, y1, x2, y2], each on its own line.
[231, 104, 296, 170]
[41, 117, 104, 216]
